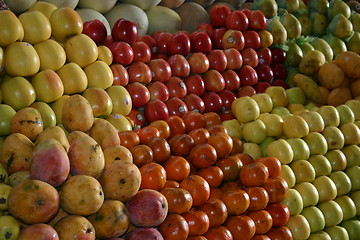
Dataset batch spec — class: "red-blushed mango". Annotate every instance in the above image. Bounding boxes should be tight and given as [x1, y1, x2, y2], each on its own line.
[35, 125, 70, 152]
[54, 215, 95, 240]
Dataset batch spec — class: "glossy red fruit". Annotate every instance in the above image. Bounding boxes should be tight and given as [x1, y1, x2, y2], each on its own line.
[82, 19, 107, 45]
[112, 18, 138, 44]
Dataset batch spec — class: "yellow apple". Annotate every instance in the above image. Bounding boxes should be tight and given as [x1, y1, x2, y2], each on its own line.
[260, 136, 275, 156]
[97, 45, 113, 65]
[322, 126, 345, 151]
[0, 10, 24, 47]
[242, 142, 262, 160]
[345, 99, 360, 121]
[325, 149, 347, 172]
[317, 105, 340, 127]
[50, 7, 83, 43]
[317, 200, 343, 227]
[293, 182, 319, 207]
[82, 88, 113, 118]
[271, 106, 292, 119]
[56, 63, 88, 95]
[27, 1, 58, 19]
[296, 111, 325, 133]
[280, 164, 296, 189]
[258, 113, 284, 137]
[287, 103, 305, 114]
[303, 132, 328, 155]
[18, 11, 51, 45]
[301, 206, 326, 233]
[342, 145, 360, 169]
[31, 69, 64, 103]
[65, 34, 98, 68]
[286, 215, 311, 240]
[308, 155, 332, 177]
[265, 86, 289, 107]
[285, 87, 306, 104]
[290, 160, 316, 183]
[313, 176, 338, 203]
[339, 122, 360, 145]
[242, 119, 267, 144]
[233, 96, 260, 123]
[84, 61, 113, 89]
[267, 139, 294, 164]
[0, 104, 16, 136]
[286, 138, 310, 161]
[281, 188, 303, 216]
[251, 93, 273, 113]
[283, 115, 310, 138]
[34, 39, 66, 71]
[221, 119, 243, 139]
[106, 113, 132, 132]
[330, 171, 352, 197]
[106, 86, 132, 116]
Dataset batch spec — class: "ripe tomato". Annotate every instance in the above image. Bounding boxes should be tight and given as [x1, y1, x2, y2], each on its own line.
[146, 137, 171, 163]
[189, 143, 218, 169]
[225, 215, 256, 240]
[216, 155, 243, 182]
[266, 226, 293, 240]
[165, 115, 186, 137]
[247, 210, 273, 234]
[245, 186, 270, 211]
[239, 162, 269, 187]
[225, 10, 249, 31]
[262, 176, 289, 203]
[158, 214, 189, 240]
[222, 30, 245, 51]
[241, 48, 259, 68]
[197, 166, 224, 188]
[149, 120, 171, 140]
[140, 162, 167, 191]
[265, 202, 290, 227]
[161, 187, 193, 214]
[168, 133, 195, 157]
[163, 155, 191, 182]
[243, 30, 261, 50]
[204, 226, 233, 240]
[129, 144, 154, 167]
[182, 209, 210, 236]
[209, 4, 232, 28]
[221, 189, 250, 215]
[203, 112, 222, 127]
[180, 175, 211, 207]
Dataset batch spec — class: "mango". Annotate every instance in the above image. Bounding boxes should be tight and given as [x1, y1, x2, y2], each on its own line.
[280, 13, 302, 39]
[327, 14, 353, 39]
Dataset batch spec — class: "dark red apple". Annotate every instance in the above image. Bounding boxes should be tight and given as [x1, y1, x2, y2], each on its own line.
[211, 27, 227, 50]
[131, 41, 152, 63]
[112, 18, 138, 44]
[237, 65, 258, 86]
[270, 63, 288, 80]
[202, 92, 223, 113]
[207, 49, 228, 72]
[257, 47, 272, 65]
[165, 77, 187, 99]
[270, 47, 287, 64]
[195, 23, 215, 36]
[154, 31, 172, 54]
[218, 89, 237, 110]
[183, 75, 205, 96]
[271, 79, 289, 89]
[126, 82, 151, 108]
[144, 99, 170, 123]
[183, 94, 205, 113]
[222, 69, 241, 92]
[109, 41, 134, 66]
[235, 85, 256, 97]
[254, 81, 271, 93]
[82, 19, 107, 45]
[165, 97, 188, 118]
[147, 81, 170, 102]
[189, 31, 212, 53]
[255, 64, 274, 82]
[167, 31, 191, 56]
[243, 30, 261, 49]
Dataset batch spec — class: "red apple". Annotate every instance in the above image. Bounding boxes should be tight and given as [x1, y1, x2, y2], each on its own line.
[190, 31, 212, 53]
[203, 69, 226, 92]
[237, 65, 258, 86]
[270, 47, 287, 64]
[207, 49, 228, 72]
[271, 79, 289, 89]
[144, 99, 170, 123]
[183, 75, 205, 96]
[112, 18, 138, 44]
[222, 30, 245, 51]
[254, 81, 271, 93]
[126, 82, 150, 108]
[224, 48, 243, 70]
[187, 52, 210, 74]
[148, 58, 172, 82]
[270, 63, 287, 80]
[202, 92, 223, 113]
[165, 97, 188, 118]
[127, 61, 152, 84]
[137, 35, 157, 55]
[218, 89, 237, 111]
[165, 76, 187, 99]
[127, 108, 146, 129]
[247, 10, 267, 31]
[243, 30, 261, 49]
[219, 110, 235, 121]
[109, 41, 134, 66]
[103, 35, 114, 48]
[211, 27, 227, 50]
[82, 19, 107, 45]
[147, 81, 170, 102]
[196, 23, 215, 36]
[222, 69, 241, 92]
[110, 64, 129, 86]
[131, 41, 151, 63]
[154, 31, 172, 54]
[225, 10, 249, 31]
[241, 48, 259, 68]
[209, 4, 232, 28]
[235, 85, 256, 97]
[167, 54, 190, 78]
[257, 47, 272, 65]
[255, 64, 274, 82]
[167, 31, 191, 56]
[183, 94, 205, 113]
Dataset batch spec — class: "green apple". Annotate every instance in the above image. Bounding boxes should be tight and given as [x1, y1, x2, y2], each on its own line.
[222, 119, 243, 139]
[281, 188, 303, 215]
[329, 171, 352, 197]
[0, 164, 8, 184]
[283, 115, 309, 138]
[285, 87, 306, 105]
[0, 104, 16, 136]
[313, 176, 337, 203]
[0, 183, 11, 211]
[303, 132, 328, 155]
[82, 87, 113, 119]
[297, 111, 325, 133]
[345, 99, 360, 121]
[324, 226, 349, 240]
[0, 215, 20, 240]
[334, 195, 356, 221]
[318, 200, 343, 227]
[286, 138, 310, 161]
[322, 126, 345, 150]
[30, 102, 56, 129]
[265, 86, 289, 107]
[271, 106, 292, 119]
[233, 96, 260, 123]
[267, 139, 294, 164]
[305, 102, 320, 111]
[345, 166, 360, 191]
[251, 93, 273, 113]
[258, 113, 284, 138]
[280, 164, 296, 189]
[242, 142, 262, 160]
[293, 182, 319, 207]
[31, 69, 64, 103]
[259, 136, 275, 157]
[308, 231, 331, 240]
[301, 206, 325, 233]
[290, 160, 316, 183]
[336, 104, 355, 125]
[242, 119, 267, 144]
[339, 123, 360, 146]
[317, 105, 340, 127]
[342, 145, 360, 169]
[349, 190, 360, 216]
[340, 219, 360, 240]
[286, 214, 311, 240]
[308, 155, 332, 177]
[325, 149, 347, 172]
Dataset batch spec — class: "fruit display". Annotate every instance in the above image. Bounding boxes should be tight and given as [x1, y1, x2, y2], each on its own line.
[0, 0, 360, 239]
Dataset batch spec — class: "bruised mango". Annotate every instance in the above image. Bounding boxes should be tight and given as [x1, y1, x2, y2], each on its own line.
[103, 145, 133, 166]
[10, 107, 43, 141]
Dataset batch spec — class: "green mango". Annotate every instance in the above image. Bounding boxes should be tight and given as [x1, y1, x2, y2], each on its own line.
[0, 215, 20, 240]
[307, 0, 329, 15]
[323, 34, 347, 58]
[300, 42, 315, 55]
[280, 13, 302, 39]
[266, 17, 288, 45]
[310, 11, 328, 37]
[278, 8, 289, 17]
[252, 0, 278, 19]
[350, 12, 360, 32]
[328, 0, 351, 20]
[327, 14, 353, 39]
[346, 31, 360, 54]
[310, 37, 334, 62]
[284, 40, 304, 67]
[294, 9, 312, 36]
[286, 67, 300, 88]
[277, 0, 300, 13]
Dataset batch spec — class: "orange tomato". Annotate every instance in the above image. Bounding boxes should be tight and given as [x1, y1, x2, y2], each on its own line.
[255, 157, 281, 177]
[119, 131, 140, 149]
[166, 115, 186, 137]
[262, 176, 289, 203]
[189, 143, 218, 169]
[129, 144, 154, 167]
[197, 166, 224, 188]
[235, 153, 254, 165]
[240, 162, 269, 187]
[161, 187, 193, 214]
[149, 120, 171, 139]
[203, 112, 222, 127]
[216, 156, 243, 182]
[207, 132, 233, 158]
[225, 215, 256, 240]
[140, 162, 167, 191]
[146, 137, 171, 163]
[221, 189, 250, 215]
[182, 209, 210, 236]
[204, 226, 233, 240]
[230, 137, 244, 155]
[137, 125, 160, 144]
[247, 210, 273, 235]
[188, 128, 210, 145]
[180, 175, 210, 207]
[266, 226, 293, 240]
[183, 111, 206, 133]
[163, 155, 191, 182]
[169, 134, 195, 157]
[206, 124, 228, 135]
[244, 187, 269, 211]
[158, 214, 189, 240]
[198, 198, 228, 227]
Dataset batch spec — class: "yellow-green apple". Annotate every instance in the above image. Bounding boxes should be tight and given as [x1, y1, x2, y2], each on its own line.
[285, 87, 306, 104]
[265, 86, 289, 107]
[280, 164, 296, 189]
[283, 115, 309, 138]
[287, 104, 305, 114]
[296, 111, 325, 133]
[290, 160, 316, 183]
[324, 226, 349, 240]
[34, 39, 66, 71]
[308, 155, 332, 177]
[305, 102, 319, 112]
[84, 60, 113, 89]
[251, 93, 273, 113]
[0, 215, 20, 240]
[31, 69, 64, 103]
[258, 113, 284, 137]
[334, 195, 356, 221]
[345, 166, 360, 191]
[222, 119, 243, 139]
[281, 188, 303, 216]
[106, 85, 132, 116]
[232, 96, 260, 123]
[303, 132, 328, 155]
[0, 104, 16, 136]
[50, 7, 83, 43]
[336, 104, 355, 125]
[313, 176, 337, 203]
[342, 145, 360, 169]
[260, 136, 275, 156]
[286, 138, 310, 161]
[106, 113, 132, 132]
[30, 102, 56, 129]
[300, 206, 326, 233]
[50, 95, 70, 125]
[308, 231, 331, 240]
[349, 190, 360, 216]
[339, 123, 360, 145]
[317, 105, 340, 127]
[56, 63, 88, 95]
[340, 219, 360, 240]
[318, 200, 343, 227]
[286, 215, 311, 240]
[294, 182, 319, 208]
[82, 88, 113, 118]
[242, 142, 262, 160]
[18, 11, 51, 45]
[242, 119, 267, 144]
[267, 139, 294, 164]
[345, 99, 360, 121]
[271, 106, 292, 119]
[325, 150, 347, 172]
[329, 171, 352, 197]
[322, 126, 345, 150]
